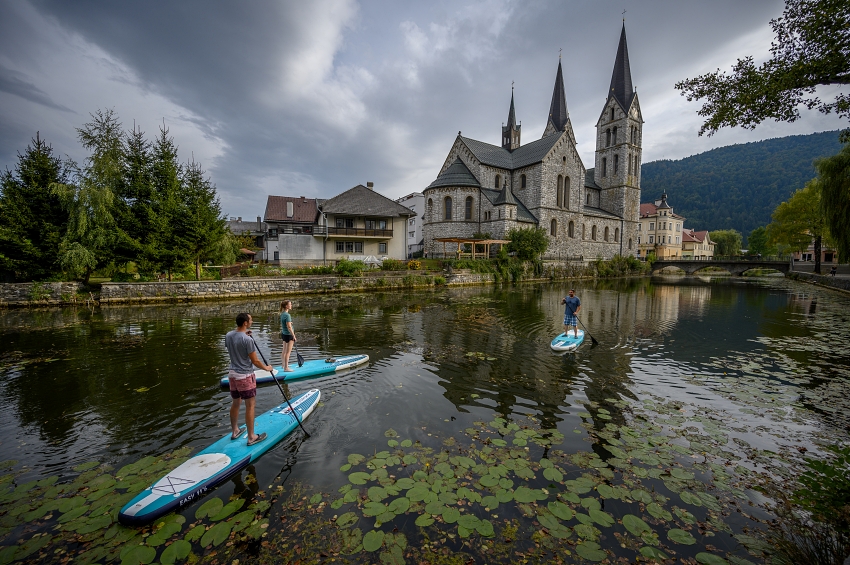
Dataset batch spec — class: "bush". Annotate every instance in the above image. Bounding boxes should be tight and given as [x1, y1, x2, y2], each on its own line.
[507, 227, 548, 261]
[380, 259, 405, 271]
[407, 259, 421, 270]
[335, 259, 366, 277]
[433, 276, 446, 285]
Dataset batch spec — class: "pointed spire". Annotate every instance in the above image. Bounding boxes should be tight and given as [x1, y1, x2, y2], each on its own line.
[547, 59, 569, 133]
[494, 180, 517, 206]
[608, 22, 634, 110]
[502, 84, 521, 151]
[507, 87, 517, 130]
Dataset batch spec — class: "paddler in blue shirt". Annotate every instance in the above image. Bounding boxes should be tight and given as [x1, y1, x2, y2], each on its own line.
[561, 289, 581, 338]
[225, 313, 273, 445]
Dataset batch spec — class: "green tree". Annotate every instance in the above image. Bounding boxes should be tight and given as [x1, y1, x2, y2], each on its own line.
[507, 226, 548, 261]
[51, 109, 122, 283]
[114, 124, 155, 268]
[0, 133, 70, 281]
[149, 125, 187, 280]
[816, 134, 850, 261]
[768, 179, 829, 273]
[180, 159, 227, 280]
[710, 229, 743, 257]
[747, 226, 777, 256]
[676, 0, 850, 136]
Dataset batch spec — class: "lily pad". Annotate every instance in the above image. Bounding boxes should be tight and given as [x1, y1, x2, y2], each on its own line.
[160, 540, 191, 565]
[696, 553, 729, 565]
[622, 514, 651, 537]
[120, 545, 156, 565]
[639, 546, 669, 560]
[363, 530, 384, 552]
[194, 497, 223, 520]
[543, 467, 563, 482]
[668, 528, 696, 545]
[348, 472, 371, 485]
[415, 514, 434, 527]
[548, 501, 574, 521]
[210, 498, 245, 521]
[200, 521, 232, 547]
[575, 541, 606, 562]
[348, 454, 365, 465]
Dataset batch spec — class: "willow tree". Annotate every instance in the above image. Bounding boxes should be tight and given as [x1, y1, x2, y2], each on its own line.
[768, 179, 829, 273]
[816, 136, 850, 261]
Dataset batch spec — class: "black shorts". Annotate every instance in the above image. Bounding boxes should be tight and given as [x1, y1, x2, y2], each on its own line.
[281, 334, 294, 343]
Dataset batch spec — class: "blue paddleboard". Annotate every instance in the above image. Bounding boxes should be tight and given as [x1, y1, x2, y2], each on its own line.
[219, 354, 368, 389]
[550, 330, 585, 352]
[118, 388, 320, 526]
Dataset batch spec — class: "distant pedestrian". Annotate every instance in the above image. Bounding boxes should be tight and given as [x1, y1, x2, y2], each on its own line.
[561, 289, 581, 338]
[225, 313, 271, 445]
[830, 265, 837, 277]
[279, 300, 297, 372]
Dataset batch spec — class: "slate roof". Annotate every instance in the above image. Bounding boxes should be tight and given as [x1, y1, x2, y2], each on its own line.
[547, 60, 569, 133]
[265, 196, 318, 223]
[640, 201, 685, 220]
[427, 157, 481, 189]
[584, 169, 601, 189]
[459, 132, 564, 171]
[321, 185, 415, 217]
[494, 182, 518, 205]
[582, 205, 622, 220]
[608, 23, 636, 111]
[480, 188, 537, 223]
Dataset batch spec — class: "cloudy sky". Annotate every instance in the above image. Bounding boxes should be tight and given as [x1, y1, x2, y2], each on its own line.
[1, 0, 844, 219]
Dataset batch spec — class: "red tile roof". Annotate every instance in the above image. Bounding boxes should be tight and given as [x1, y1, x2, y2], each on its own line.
[265, 196, 319, 223]
[640, 203, 657, 217]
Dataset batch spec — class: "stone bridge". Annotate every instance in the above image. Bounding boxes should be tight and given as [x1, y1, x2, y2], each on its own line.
[651, 259, 791, 276]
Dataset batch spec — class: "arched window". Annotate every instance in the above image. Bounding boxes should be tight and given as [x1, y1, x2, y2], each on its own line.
[610, 108, 614, 121]
[444, 197, 452, 220]
[606, 129, 611, 146]
[557, 175, 563, 207]
[568, 221, 574, 238]
[614, 227, 619, 242]
[550, 218, 557, 236]
[494, 174, 501, 189]
[465, 196, 473, 220]
[427, 198, 433, 219]
[614, 154, 619, 174]
[628, 153, 632, 175]
[591, 225, 597, 240]
[612, 126, 617, 144]
[564, 176, 570, 209]
[586, 192, 591, 205]
[520, 174, 526, 189]
[628, 238, 633, 250]
[602, 157, 607, 177]
[604, 226, 609, 241]
[583, 224, 586, 239]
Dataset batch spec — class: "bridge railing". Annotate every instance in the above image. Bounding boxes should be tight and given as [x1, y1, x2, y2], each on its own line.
[656, 255, 787, 262]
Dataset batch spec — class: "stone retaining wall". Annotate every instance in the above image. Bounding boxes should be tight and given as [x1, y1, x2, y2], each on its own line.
[0, 282, 88, 307]
[787, 272, 850, 293]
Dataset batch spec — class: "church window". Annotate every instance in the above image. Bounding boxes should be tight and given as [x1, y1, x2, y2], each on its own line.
[568, 221, 574, 238]
[520, 174, 526, 189]
[586, 192, 591, 205]
[604, 226, 609, 241]
[583, 224, 586, 239]
[550, 219, 557, 236]
[444, 197, 452, 220]
[564, 177, 570, 209]
[614, 154, 619, 174]
[592, 225, 597, 240]
[610, 108, 615, 121]
[615, 227, 619, 242]
[628, 153, 632, 175]
[494, 174, 501, 189]
[606, 129, 611, 146]
[557, 175, 563, 207]
[628, 238, 633, 250]
[612, 126, 617, 144]
[427, 198, 433, 219]
[465, 196, 473, 220]
[602, 157, 607, 177]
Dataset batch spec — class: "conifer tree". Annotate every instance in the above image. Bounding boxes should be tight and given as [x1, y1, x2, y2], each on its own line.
[150, 125, 186, 280]
[180, 158, 226, 279]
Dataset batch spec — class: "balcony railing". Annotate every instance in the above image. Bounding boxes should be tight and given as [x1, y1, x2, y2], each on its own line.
[321, 227, 393, 237]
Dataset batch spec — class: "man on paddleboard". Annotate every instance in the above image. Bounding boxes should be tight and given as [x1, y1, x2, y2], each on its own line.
[561, 289, 581, 338]
[225, 313, 273, 446]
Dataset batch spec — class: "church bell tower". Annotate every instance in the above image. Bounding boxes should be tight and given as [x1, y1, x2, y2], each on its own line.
[502, 88, 521, 151]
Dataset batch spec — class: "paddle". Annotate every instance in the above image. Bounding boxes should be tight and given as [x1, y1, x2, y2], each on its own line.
[566, 304, 599, 346]
[293, 342, 305, 368]
[249, 334, 310, 438]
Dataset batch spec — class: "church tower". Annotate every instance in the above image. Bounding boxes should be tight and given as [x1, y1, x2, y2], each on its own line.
[502, 88, 521, 151]
[595, 23, 642, 250]
[543, 59, 570, 138]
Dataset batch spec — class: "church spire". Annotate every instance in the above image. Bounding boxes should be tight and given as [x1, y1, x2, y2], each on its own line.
[545, 59, 569, 135]
[501, 85, 521, 151]
[608, 22, 634, 110]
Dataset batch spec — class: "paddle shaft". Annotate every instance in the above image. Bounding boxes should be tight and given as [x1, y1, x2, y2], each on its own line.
[565, 303, 599, 346]
[249, 334, 310, 438]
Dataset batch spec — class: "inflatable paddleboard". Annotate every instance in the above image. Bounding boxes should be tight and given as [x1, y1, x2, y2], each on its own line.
[220, 354, 368, 389]
[550, 330, 585, 352]
[118, 388, 320, 526]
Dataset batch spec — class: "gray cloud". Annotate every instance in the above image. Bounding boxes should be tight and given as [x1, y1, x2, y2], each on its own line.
[0, 66, 74, 112]
[1, 0, 844, 218]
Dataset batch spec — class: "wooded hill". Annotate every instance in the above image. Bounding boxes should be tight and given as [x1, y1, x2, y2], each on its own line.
[640, 131, 843, 244]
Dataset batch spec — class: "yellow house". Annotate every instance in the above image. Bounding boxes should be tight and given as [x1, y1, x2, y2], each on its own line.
[636, 193, 685, 259]
[681, 229, 715, 259]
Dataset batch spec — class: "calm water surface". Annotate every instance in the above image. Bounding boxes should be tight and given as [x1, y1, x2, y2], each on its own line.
[1, 275, 848, 562]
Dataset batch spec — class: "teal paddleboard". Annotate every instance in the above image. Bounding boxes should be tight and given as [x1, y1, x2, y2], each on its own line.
[550, 330, 584, 352]
[220, 354, 368, 389]
[118, 388, 320, 526]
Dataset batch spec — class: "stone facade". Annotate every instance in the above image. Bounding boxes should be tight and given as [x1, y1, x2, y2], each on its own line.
[423, 25, 642, 261]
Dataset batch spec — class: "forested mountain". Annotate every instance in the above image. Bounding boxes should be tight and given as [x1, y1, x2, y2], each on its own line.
[640, 131, 843, 244]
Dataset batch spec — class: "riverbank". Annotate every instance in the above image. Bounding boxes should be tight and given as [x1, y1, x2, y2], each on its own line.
[787, 271, 850, 294]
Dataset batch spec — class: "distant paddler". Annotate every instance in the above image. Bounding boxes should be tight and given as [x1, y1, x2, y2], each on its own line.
[279, 300, 297, 372]
[561, 289, 581, 338]
[225, 313, 272, 445]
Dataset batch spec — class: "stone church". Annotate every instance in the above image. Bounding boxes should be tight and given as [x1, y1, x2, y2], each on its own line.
[423, 24, 642, 260]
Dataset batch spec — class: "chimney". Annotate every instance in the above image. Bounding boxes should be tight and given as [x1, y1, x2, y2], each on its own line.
[367, 182, 374, 190]
[257, 216, 261, 224]
[237, 217, 242, 222]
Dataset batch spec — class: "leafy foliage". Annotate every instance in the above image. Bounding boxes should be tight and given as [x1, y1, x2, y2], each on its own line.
[768, 179, 830, 272]
[816, 133, 850, 261]
[641, 131, 842, 244]
[709, 229, 743, 256]
[747, 226, 777, 256]
[506, 226, 548, 261]
[675, 0, 850, 136]
[335, 259, 367, 277]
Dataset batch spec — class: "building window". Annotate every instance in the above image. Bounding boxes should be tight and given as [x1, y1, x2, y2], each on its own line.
[409, 231, 415, 239]
[662, 221, 666, 230]
[366, 219, 387, 230]
[614, 154, 619, 174]
[628, 238, 632, 250]
[675, 237, 680, 244]
[604, 226, 609, 241]
[638, 236, 641, 244]
[520, 174, 526, 189]
[494, 174, 501, 189]
[550, 218, 557, 236]
[409, 218, 415, 226]
[591, 225, 597, 240]
[612, 126, 617, 144]
[628, 153, 632, 175]
[465, 196, 473, 220]
[602, 157, 607, 177]
[649, 222, 654, 230]
[336, 217, 355, 228]
[676, 223, 681, 231]
[336, 242, 344, 253]
[568, 221, 574, 238]
[586, 192, 591, 205]
[444, 197, 452, 220]
[614, 227, 619, 242]
[606, 129, 611, 146]
[557, 175, 563, 207]
[268, 228, 278, 237]
[649, 235, 654, 244]
[564, 177, 570, 209]
[610, 107, 615, 121]
[379, 242, 387, 254]
[273, 251, 279, 261]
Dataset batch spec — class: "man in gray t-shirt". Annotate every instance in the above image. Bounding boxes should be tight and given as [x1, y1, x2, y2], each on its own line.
[225, 313, 273, 446]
